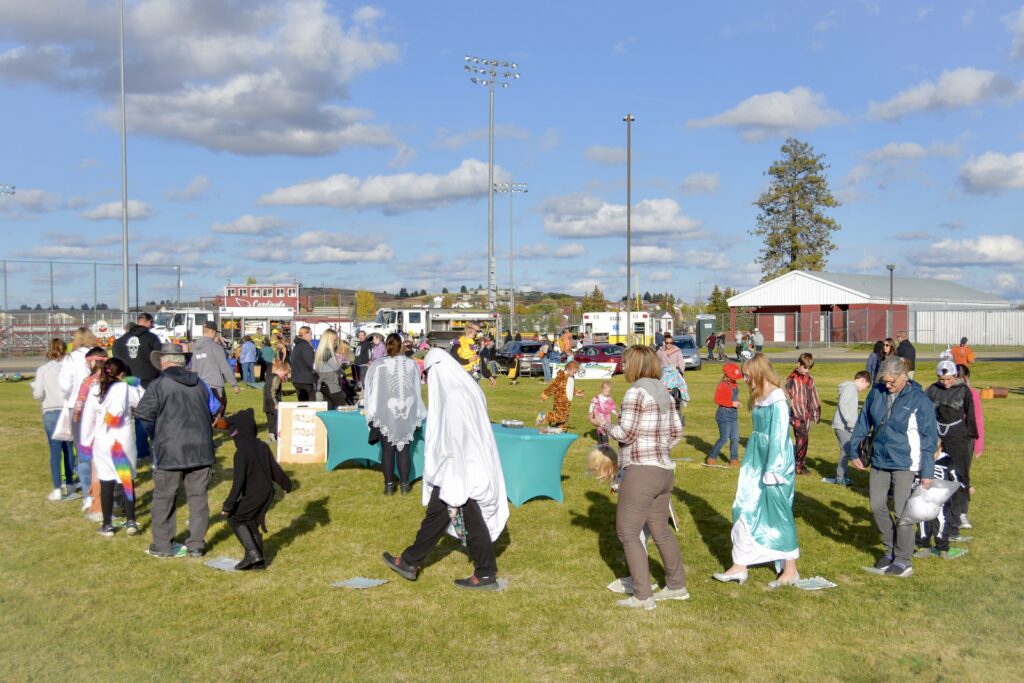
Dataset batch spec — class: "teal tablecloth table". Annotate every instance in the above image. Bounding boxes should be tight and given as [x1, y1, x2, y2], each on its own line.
[491, 424, 578, 507]
[316, 410, 425, 482]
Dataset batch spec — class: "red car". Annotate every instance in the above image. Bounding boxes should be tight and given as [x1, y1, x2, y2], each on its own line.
[573, 344, 624, 374]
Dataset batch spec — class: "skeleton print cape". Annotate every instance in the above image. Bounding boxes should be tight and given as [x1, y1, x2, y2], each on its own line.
[363, 354, 427, 449]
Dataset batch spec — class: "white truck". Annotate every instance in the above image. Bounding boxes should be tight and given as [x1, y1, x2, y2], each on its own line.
[152, 308, 218, 342]
[358, 307, 499, 340]
[580, 310, 654, 345]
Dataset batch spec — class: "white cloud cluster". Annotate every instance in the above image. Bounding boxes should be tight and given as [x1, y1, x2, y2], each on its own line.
[543, 195, 701, 238]
[0, 188, 62, 216]
[259, 159, 507, 213]
[868, 68, 1018, 121]
[1007, 7, 1024, 59]
[687, 87, 846, 141]
[212, 214, 287, 235]
[841, 140, 962, 201]
[959, 151, 1024, 193]
[292, 230, 394, 263]
[911, 235, 1024, 267]
[435, 125, 529, 150]
[680, 172, 720, 195]
[515, 243, 586, 259]
[165, 175, 210, 202]
[862, 141, 959, 162]
[0, 1, 400, 155]
[81, 200, 152, 220]
[584, 146, 627, 165]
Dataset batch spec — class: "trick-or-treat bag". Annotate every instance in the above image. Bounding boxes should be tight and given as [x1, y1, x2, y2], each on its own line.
[898, 479, 959, 526]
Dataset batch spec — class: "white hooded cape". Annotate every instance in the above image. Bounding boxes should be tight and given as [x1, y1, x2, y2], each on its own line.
[421, 348, 509, 542]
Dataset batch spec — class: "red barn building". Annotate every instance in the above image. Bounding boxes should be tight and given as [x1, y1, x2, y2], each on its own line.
[727, 271, 1009, 344]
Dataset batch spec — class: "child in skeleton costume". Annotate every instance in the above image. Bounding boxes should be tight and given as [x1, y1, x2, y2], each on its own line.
[915, 440, 964, 559]
[382, 349, 509, 590]
[925, 360, 977, 541]
[79, 358, 144, 536]
[363, 333, 428, 495]
[221, 409, 293, 571]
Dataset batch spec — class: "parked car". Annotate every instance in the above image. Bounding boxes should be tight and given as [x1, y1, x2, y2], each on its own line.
[495, 340, 547, 377]
[677, 335, 702, 370]
[573, 344, 624, 374]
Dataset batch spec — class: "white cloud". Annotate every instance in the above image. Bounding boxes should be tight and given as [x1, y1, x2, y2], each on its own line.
[682, 250, 733, 270]
[868, 68, 1019, 121]
[212, 214, 287, 234]
[389, 144, 417, 169]
[647, 270, 674, 282]
[687, 87, 846, 141]
[1007, 8, 1024, 59]
[841, 140, 963, 198]
[680, 172, 720, 195]
[584, 145, 627, 165]
[0, 1, 401, 156]
[631, 246, 680, 264]
[81, 200, 152, 220]
[292, 231, 394, 263]
[434, 125, 529, 150]
[991, 273, 1022, 299]
[538, 128, 561, 151]
[959, 151, 1024, 193]
[259, 159, 508, 213]
[911, 235, 1024, 267]
[0, 188, 62, 214]
[543, 195, 701, 238]
[165, 175, 210, 202]
[515, 243, 586, 259]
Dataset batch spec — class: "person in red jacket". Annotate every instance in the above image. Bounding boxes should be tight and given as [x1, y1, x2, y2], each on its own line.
[784, 353, 820, 475]
[707, 363, 743, 466]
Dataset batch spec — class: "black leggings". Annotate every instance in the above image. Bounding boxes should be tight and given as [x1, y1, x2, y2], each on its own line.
[401, 487, 497, 578]
[100, 479, 135, 526]
[381, 440, 411, 486]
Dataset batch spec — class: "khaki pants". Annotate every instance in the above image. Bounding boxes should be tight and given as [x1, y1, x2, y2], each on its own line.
[616, 465, 686, 600]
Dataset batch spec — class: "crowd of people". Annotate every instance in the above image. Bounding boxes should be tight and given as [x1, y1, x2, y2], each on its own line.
[29, 316, 987, 600]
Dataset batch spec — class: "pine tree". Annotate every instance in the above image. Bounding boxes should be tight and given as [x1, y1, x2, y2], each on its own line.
[752, 137, 840, 282]
[580, 286, 608, 312]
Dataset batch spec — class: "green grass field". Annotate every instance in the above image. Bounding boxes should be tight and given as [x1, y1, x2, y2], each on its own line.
[2, 362, 1022, 681]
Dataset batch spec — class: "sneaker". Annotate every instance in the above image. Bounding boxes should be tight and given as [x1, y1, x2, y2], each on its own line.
[146, 544, 187, 559]
[873, 555, 893, 570]
[80, 496, 93, 512]
[939, 548, 968, 560]
[381, 552, 418, 581]
[913, 547, 934, 559]
[959, 514, 972, 529]
[884, 563, 913, 578]
[705, 457, 719, 466]
[97, 524, 116, 537]
[124, 521, 140, 536]
[454, 574, 500, 591]
[616, 596, 656, 610]
[47, 488, 63, 501]
[188, 548, 205, 558]
[652, 586, 690, 601]
[85, 512, 103, 523]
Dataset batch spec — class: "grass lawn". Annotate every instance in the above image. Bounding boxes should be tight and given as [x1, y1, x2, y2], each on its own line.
[2, 361, 1023, 681]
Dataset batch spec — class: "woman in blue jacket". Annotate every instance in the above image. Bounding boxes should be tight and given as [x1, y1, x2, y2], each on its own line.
[851, 356, 937, 578]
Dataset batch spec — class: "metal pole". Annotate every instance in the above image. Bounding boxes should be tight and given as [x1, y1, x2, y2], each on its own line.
[487, 82, 495, 312]
[2, 260, 7, 314]
[886, 264, 895, 338]
[135, 262, 139, 314]
[176, 265, 181, 309]
[508, 188, 514, 334]
[49, 260, 54, 311]
[624, 114, 634, 346]
[93, 262, 97, 311]
[119, 0, 130, 330]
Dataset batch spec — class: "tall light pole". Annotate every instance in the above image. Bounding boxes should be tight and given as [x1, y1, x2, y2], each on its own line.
[119, 0, 130, 326]
[465, 56, 520, 312]
[623, 113, 635, 346]
[886, 264, 895, 339]
[495, 182, 527, 334]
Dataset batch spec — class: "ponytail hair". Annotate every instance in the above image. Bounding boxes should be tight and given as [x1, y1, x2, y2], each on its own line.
[98, 358, 128, 401]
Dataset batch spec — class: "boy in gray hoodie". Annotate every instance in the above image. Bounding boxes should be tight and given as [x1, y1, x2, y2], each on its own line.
[826, 370, 871, 485]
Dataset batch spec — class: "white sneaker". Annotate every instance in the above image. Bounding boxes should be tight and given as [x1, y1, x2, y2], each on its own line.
[652, 586, 691, 601]
[616, 596, 656, 610]
[47, 488, 62, 501]
[84, 511, 103, 523]
[80, 496, 93, 512]
[959, 514, 972, 529]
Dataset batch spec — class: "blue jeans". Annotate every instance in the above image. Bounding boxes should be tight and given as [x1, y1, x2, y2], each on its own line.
[541, 356, 553, 381]
[42, 410, 75, 489]
[710, 409, 739, 461]
[241, 362, 255, 384]
[135, 417, 151, 460]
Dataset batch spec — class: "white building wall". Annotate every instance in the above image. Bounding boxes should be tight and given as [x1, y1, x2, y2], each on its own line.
[913, 310, 1024, 347]
[728, 272, 870, 307]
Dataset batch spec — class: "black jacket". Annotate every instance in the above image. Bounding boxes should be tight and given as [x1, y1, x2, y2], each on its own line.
[135, 366, 215, 471]
[897, 339, 917, 370]
[353, 339, 371, 365]
[222, 409, 292, 531]
[263, 374, 282, 413]
[291, 338, 316, 385]
[113, 324, 161, 386]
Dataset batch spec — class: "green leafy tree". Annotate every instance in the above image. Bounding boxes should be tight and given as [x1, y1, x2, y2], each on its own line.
[398, 287, 409, 298]
[752, 137, 841, 282]
[580, 285, 608, 312]
[459, 285, 467, 293]
[442, 287, 449, 294]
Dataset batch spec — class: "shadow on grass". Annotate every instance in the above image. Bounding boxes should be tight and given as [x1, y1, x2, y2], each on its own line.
[676, 489, 733, 569]
[793, 492, 877, 551]
[569, 490, 627, 578]
[263, 496, 331, 563]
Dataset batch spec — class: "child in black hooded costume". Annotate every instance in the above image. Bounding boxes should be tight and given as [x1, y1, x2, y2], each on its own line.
[222, 409, 293, 570]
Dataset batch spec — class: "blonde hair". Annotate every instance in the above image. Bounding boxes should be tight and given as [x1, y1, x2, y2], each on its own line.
[741, 353, 781, 409]
[71, 326, 96, 350]
[315, 329, 339, 368]
[622, 345, 661, 383]
[273, 359, 291, 376]
[586, 446, 618, 483]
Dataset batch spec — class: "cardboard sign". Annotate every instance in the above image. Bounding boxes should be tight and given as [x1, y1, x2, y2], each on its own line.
[277, 401, 328, 464]
[549, 362, 617, 380]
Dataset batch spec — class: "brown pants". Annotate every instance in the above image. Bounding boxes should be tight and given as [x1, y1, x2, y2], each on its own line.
[616, 465, 686, 600]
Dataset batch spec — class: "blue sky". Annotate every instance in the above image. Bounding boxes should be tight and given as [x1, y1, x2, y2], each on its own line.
[2, 0, 1023, 309]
